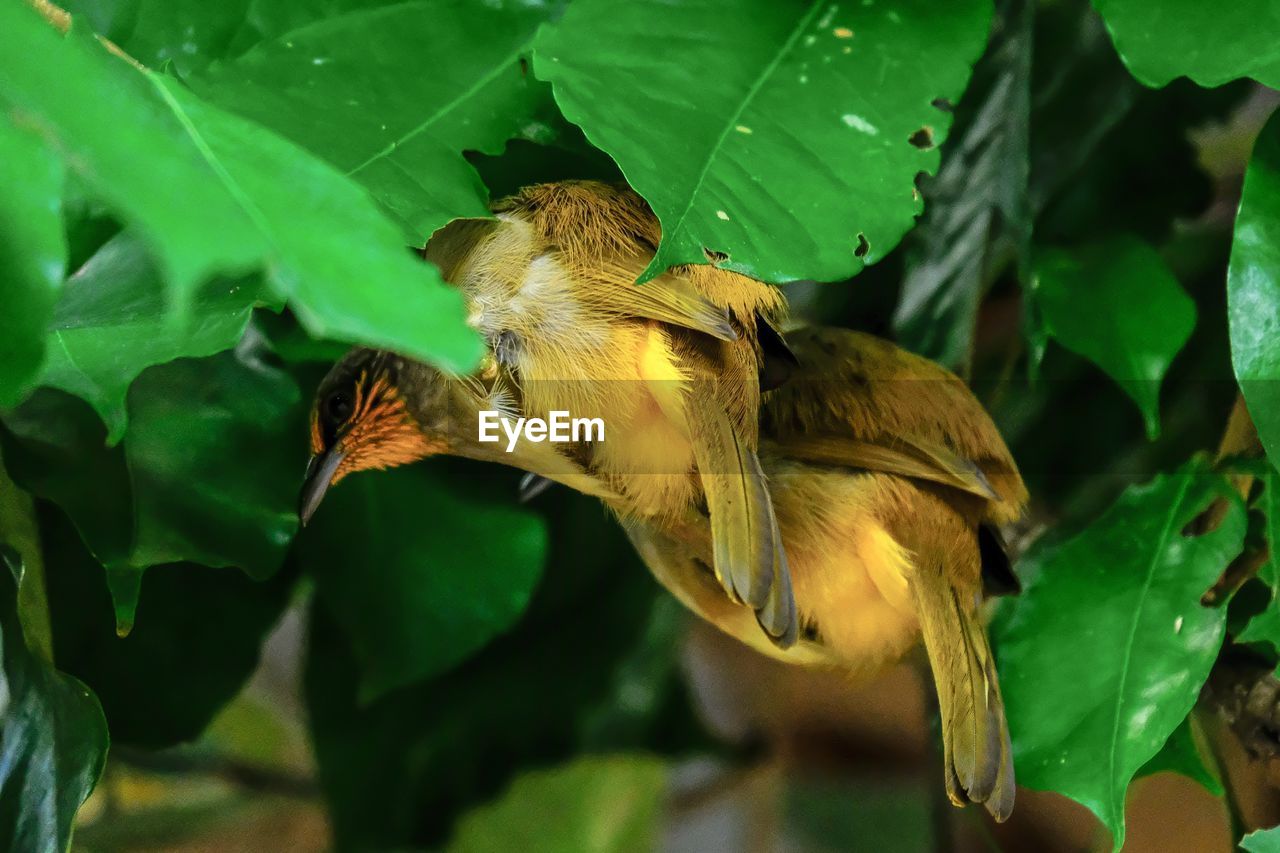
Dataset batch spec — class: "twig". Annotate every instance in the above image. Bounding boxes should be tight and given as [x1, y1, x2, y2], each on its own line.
[27, 0, 146, 71]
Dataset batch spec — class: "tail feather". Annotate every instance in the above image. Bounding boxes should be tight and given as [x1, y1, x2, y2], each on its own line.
[913, 569, 1016, 822]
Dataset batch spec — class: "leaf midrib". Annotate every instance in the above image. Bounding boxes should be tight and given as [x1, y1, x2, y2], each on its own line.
[347, 44, 529, 178]
[655, 1, 827, 257]
[1103, 473, 1192, 828]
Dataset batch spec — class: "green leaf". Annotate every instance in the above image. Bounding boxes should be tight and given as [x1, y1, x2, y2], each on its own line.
[298, 460, 548, 700]
[534, 0, 992, 283]
[61, 0, 251, 75]
[2, 339, 305, 629]
[1028, 237, 1196, 439]
[1230, 111, 1280, 465]
[1243, 825, 1280, 853]
[38, 232, 258, 441]
[40, 504, 296, 747]
[0, 2, 481, 371]
[0, 115, 65, 408]
[894, 0, 1031, 371]
[228, 0, 408, 55]
[1092, 0, 1280, 88]
[993, 462, 1246, 850]
[0, 544, 108, 853]
[194, 0, 562, 244]
[448, 755, 667, 853]
[1136, 715, 1223, 797]
[305, 491, 690, 849]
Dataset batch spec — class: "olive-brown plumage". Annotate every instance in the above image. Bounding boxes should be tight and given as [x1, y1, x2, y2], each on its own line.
[301, 181, 1027, 821]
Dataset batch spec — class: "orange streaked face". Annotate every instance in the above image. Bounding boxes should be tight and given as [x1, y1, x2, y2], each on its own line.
[299, 352, 443, 523]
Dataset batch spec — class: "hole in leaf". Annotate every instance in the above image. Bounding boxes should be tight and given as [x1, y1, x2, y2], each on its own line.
[703, 247, 729, 263]
[854, 233, 869, 258]
[908, 126, 935, 149]
[930, 97, 953, 113]
[518, 57, 529, 77]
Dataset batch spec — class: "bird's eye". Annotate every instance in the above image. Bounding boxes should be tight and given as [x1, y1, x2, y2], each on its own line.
[325, 391, 353, 424]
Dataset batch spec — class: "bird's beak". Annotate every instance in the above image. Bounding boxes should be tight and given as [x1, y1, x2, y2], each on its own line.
[299, 447, 345, 526]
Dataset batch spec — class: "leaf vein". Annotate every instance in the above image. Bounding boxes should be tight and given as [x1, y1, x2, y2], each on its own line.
[1104, 473, 1192, 826]
[654, 0, 826, 262]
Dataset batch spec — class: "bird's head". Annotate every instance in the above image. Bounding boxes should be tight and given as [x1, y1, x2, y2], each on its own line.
[298, 348, 452, 524]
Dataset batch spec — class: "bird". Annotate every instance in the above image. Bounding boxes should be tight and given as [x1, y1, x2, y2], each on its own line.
[305, 181, 799, 645]
[298, 181, 1028, 820]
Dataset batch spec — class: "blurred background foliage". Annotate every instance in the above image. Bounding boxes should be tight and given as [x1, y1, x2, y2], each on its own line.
[4, 0, 1280, 850]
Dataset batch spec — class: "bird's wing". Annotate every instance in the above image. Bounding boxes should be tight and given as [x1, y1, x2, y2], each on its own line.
[769, 434, 1000, 501]
[911, 555, 1016, 822]
[637, 322, 798, 648]
[763, 327, 1028, 523]
[687, 401, 798, 647]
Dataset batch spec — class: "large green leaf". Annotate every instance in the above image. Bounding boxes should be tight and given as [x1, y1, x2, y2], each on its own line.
[195, 0, 562, 245]
[0, 545, 108, 853]
[534, 0, 992, 283]
[0, 116, 65, 408]
[37, 233, 258, 441]
[298, 460, 548, 700]
[993, 463, 1246, 849]
[1028, 237, 1195, 439]
[2, 341, 305, 629]
[40, 505, 296, 747]
[894, 0, 1031, 371]
[1230, 112, 1280, 465]
[0, 2, 481, 371]
[61, 0, 251, 75]
[1092, 0, 1280, 88]
[448, 755, 667, 853]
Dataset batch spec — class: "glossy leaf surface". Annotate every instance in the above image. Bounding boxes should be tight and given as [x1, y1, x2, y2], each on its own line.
[0, 117, 65, 408]
[37, 233, 257, 441]
[0, 2, 480, 372]
[1230, 112, 1280, 464]
[1093, 0, 1280, 88]
[0, 546, 107, 853]
[61, 0, 251, 74]
[2, 342, 305, 628]
[994, 464, 1245, 849]
[196, 0, 561, 245]
[535, 0, 991, 283]
[298, 461, 548, 700]
[1029, 237, 1195, 439]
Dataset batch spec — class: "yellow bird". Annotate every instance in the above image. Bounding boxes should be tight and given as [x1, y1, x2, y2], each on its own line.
[298, 182, 1028, 820]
